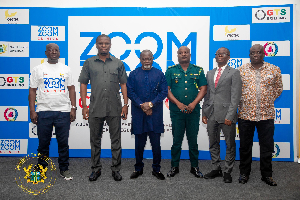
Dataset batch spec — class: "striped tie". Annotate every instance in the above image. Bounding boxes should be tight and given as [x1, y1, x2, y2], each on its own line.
[215, 68, 222, 88]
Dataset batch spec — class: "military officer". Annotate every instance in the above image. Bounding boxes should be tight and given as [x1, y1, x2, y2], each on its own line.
[165, 46, 207, 178]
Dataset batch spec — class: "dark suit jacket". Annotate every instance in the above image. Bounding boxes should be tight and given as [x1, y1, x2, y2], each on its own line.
[202, 65, 242, 123]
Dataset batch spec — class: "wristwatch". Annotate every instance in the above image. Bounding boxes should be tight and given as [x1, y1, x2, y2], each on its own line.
[149, 102, 153, 108]
[71, 106, 77, 110]
[124, 104, 129, 107]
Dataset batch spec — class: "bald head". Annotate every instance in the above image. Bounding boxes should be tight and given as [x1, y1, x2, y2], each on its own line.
[140, 49, 153, 58]
[250, 44, 264, 52]
[46, 43, 59, 50]
[177, 46, 191, 64]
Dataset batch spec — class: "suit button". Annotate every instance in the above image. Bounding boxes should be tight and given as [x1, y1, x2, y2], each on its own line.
[185, 95, 187, 98]
[185, 81, 187, 83]
[185, 88, 187, 90]
[185, 74, 187, 76]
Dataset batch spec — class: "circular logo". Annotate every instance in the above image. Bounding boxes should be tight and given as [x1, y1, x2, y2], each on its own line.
[272, 144, 280, 158]
[4, 107, 18, 121]
[264, 42, 278, 57]
[255, 10, 266, 20]
[0, 77, 6, 86]
[15, 153, 56, 196]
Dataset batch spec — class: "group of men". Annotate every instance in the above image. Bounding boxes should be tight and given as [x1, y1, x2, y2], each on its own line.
[29, 34, 283, 187]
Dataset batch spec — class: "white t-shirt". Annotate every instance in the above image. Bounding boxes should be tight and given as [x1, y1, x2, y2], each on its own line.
[30, 62, 74, 112]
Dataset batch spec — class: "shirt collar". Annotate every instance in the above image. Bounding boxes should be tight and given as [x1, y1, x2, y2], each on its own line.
[93, 54, 113, 62]
[249, 61, 266, 70]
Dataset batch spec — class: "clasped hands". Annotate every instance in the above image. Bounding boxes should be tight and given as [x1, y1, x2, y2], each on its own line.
[177, 102, 196, 114]
[140, 102, 152, 116]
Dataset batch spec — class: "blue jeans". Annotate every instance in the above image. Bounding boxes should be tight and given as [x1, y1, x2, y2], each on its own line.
[37, 111, 70, 171]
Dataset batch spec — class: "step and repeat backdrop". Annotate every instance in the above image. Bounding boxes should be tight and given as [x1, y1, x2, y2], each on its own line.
[0, 5, 294, 161]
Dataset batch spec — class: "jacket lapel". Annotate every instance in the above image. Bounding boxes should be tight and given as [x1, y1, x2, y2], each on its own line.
[215, 65, 230, 89]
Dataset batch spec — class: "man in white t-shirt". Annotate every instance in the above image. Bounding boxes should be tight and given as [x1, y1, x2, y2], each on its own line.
[29, 43, 76, 180]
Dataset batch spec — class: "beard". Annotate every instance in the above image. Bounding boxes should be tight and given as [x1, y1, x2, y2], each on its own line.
[100, 52, 109, 56]
[143, 65, 152, 69]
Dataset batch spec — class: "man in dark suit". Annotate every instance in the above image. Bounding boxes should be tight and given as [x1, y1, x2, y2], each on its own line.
[127, 50, 168, 180]
[202, 47, 242, 183]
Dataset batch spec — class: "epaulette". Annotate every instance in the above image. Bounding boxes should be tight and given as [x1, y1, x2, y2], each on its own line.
[192, 64, 202, 68]
[168, 64, 176, 69]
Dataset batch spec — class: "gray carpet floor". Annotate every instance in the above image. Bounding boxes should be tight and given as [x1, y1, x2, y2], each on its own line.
[1, 157, 300, 200]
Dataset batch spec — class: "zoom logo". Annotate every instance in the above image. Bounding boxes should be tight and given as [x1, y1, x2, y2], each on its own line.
[80, 31, 197, 71]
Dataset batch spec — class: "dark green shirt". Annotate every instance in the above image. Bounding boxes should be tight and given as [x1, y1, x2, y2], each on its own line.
[78, 55, 127, 117]
[165, 63, 207, 114]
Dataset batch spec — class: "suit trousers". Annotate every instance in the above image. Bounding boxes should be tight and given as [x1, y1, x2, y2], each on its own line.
[37, 111, 70, 171]
[134, 131, 161, 172]
[207, 115, 236, 173]
[170, 111, 200, 168]
[89, 116, 122, 172]
[238, 118, 274, 177]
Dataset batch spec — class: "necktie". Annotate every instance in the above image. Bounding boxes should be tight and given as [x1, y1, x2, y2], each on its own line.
[215, 68, 222, 88]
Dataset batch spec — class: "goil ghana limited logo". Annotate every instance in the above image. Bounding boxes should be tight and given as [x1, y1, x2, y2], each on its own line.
[15, 153, 56, 195]
[264, 42, 278, 57]
[4, 107, 18, 121]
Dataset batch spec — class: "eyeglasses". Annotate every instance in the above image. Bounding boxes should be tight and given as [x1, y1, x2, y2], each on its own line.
[250, 51, 262, 55]
[215, 53, 229, 57]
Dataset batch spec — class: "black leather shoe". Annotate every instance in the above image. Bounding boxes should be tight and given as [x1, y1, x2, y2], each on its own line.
[152, 171, 165, 180]
[112, 171, 122, 181]
[190, 167, 203, 178]
[223, 172, 232, 183]
[167, 167, 179, 177]
[89, 170, 101, 181]
[130, 170, 143, 179]
[204, 169, 222, 179]
[238, 174, 249, 184]
[261, 177, 277, 186]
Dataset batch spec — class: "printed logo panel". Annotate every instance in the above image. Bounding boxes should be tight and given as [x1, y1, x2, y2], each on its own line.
[0, 42, 29, 57]
[0, 9, 29, 24]
[0, 139, 27, 154]
[213, 58, 250, 69]
[274, 108, 290, 124]
[252, 7, 290, 23]
[252, 142, 290, 158]
[68, 16, 210, 73]
[252, 41, 290, 57]
[29, 122, 56, 138]
[31, 26, 65, 41]
[213, 25, 250, 41]
[0, 106, 28, 121]
[0, 74, 29, 89]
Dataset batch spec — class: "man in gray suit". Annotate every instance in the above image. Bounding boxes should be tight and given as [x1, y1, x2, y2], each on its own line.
[202, 47, 242, 183]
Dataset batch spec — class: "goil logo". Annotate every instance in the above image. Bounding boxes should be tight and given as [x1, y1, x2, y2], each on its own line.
[0, 44, 7, 54]
[264, 42, 278, 57]
[225, 26, 238, 38]
[5, 9, 18, 22]
[4, 107, 18, 121]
